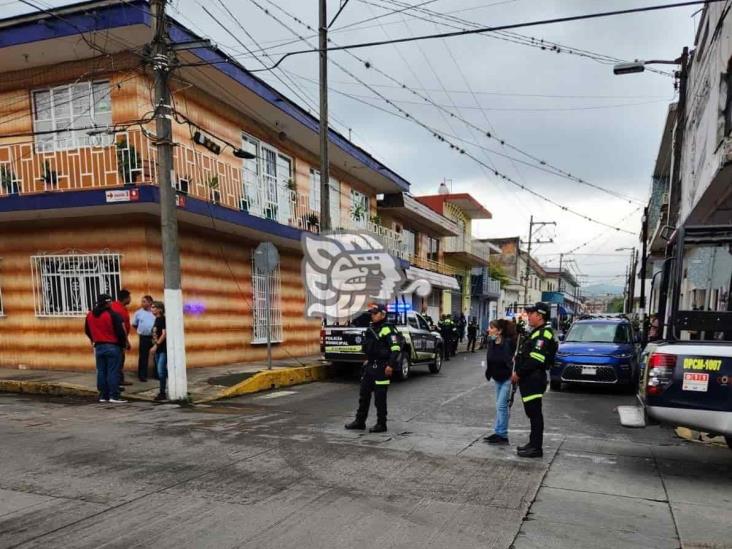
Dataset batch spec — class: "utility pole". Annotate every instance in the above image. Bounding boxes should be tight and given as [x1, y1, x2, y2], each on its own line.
[319, 0, 331, 231]
[668, 47, 689, 228]
[639, 206, 648, 343]
[558, 253, 564, 293]
[623, 264, 629, 314]
[150, 0, 187, 401]
[523, 215, 555, 306]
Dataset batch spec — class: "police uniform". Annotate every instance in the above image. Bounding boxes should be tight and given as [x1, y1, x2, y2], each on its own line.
[345, 304, 401, 433]
[438, 316, 455, 360]
[515, 302, 558, 457]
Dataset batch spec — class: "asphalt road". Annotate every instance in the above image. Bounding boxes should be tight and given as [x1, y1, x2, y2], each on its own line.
[0, 351, 730, 548]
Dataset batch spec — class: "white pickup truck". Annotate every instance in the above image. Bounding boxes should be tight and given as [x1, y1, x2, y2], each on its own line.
[618, 226, 732, 449]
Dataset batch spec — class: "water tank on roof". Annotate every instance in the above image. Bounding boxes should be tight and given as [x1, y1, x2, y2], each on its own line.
[438, 182, 449, 195]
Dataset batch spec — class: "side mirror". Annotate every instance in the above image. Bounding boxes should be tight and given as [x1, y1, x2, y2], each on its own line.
[558, 333, 565, 342]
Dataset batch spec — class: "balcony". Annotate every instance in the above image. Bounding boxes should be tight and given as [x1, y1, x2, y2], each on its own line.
[0, 128, 405, 258]
[443, 236, 490, 266]
[408, 254, 459, 276]
[471, 267, 501, 299]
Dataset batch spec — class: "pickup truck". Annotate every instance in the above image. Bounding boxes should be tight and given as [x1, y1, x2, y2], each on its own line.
[321, 311, 444, 380]
[618, 226, 732, 449]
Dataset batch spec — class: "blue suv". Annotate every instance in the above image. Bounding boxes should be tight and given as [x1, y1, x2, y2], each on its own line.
[550, 317, 640, 391]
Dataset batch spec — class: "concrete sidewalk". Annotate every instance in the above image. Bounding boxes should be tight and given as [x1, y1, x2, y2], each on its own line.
[0, 355, 327, 403]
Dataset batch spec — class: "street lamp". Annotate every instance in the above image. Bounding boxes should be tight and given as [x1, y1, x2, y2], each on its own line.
[612, 59, 680, 75]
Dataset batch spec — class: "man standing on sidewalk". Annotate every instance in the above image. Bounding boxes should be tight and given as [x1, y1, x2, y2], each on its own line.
[85, 294, 128, 403]
[111, 289, 132, 388]
[131, 295, 155, 382]
[512, 302, 557, 458]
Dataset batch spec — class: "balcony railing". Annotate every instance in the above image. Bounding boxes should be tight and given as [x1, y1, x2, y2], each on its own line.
[408, 254, 459, 276]
[0, 128, 405, 258]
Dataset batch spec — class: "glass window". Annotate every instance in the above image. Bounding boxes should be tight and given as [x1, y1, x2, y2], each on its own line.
[309, 168, 320, 212]
[350, 189, 369, 228]
[32, 81, 113, 152]
[31, 253, 121, 317]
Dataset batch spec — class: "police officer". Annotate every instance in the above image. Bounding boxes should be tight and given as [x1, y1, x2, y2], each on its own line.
[345, 304, 401, 433]
[512, 302, 557, 458]
[438, 314, 454, 361]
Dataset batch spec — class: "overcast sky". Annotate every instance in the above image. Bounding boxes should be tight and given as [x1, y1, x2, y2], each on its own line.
[11, 0, 701, 289]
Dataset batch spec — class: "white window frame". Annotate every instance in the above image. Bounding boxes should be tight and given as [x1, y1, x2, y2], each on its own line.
[251, 254, 283, 344]
[32, 80, 113, 153]
[241, 133, 292, 223]
[30, 252, 121, 317]
[309, 168, 321, 212]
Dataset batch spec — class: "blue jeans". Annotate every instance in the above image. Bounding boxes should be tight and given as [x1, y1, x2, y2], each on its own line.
[494, 379, 511, 438]
[95, 344, 122, 400]
[156, 351, 168, 396]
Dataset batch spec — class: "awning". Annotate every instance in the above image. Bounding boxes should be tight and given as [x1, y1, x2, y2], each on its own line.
[405, 266, 460, 291]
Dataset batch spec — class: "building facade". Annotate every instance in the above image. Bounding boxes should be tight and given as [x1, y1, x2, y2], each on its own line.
[0, 1, 412, 371]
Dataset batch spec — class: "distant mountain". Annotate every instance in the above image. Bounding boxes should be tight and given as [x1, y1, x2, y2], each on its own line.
[582, 283, 624, 297]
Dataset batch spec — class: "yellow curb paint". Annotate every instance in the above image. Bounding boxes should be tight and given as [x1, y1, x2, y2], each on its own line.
[218, 363, 334, 400]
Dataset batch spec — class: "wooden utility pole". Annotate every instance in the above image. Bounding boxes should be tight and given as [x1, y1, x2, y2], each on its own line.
[523, 216, 555, 306]
[319, 0, 331, 231]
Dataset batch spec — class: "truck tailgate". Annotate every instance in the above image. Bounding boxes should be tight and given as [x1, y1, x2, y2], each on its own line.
[323, 328, 366, 362]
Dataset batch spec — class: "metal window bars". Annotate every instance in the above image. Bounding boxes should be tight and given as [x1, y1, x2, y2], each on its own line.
[30, 253, 121, 317]
[250, 253, 283, 344]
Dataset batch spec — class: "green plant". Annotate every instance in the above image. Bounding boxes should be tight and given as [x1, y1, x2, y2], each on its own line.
[207, 175, 219, 189]
[307, 212, 319, 226]
[116, 139, 140, 184]
[286, 178, 296, 191]
[351, 203, 367, 221]
[0, 165, 18, 194]
[369, 214, 381, 225]
[41, 160, 58, 188]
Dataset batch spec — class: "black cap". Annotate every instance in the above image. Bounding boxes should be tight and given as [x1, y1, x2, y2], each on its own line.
[96, 293, 113, 306]
[525, 302, 551, 318]
[367, 303, 388, 314]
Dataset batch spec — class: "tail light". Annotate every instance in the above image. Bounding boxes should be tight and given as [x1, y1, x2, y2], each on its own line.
[646, 353, 676, 396]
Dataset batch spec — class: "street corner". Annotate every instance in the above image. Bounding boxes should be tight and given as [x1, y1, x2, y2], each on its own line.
[0, 379, 98, 399]
[216, 362, 335, 401]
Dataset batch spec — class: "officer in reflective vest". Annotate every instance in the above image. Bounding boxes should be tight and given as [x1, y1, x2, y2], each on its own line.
[512, 302, 558, 458]
[345, 303, 401, 433]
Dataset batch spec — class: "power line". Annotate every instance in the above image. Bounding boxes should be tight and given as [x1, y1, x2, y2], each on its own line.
[247, 0, 637, 235]
[247, 1, 721, 71]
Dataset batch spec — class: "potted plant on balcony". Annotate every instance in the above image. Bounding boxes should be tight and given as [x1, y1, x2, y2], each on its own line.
[351, 203, 367, 223]
[116, 139, 141, 185]
[286, 178, 296, 192]
[369, 214, 381, 226]
[0, 165, 19, 195]
[207, 175, 220, 204]
[41, 161, 58, 190]
[306, 212, 319, 231]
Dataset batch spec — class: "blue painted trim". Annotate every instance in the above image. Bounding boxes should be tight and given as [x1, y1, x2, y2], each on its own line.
[0, 1, 148, 48]
[0, 0, 410, 193]
[0, 187, 302, 242]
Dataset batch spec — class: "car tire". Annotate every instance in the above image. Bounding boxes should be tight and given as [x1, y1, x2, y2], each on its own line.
[550, 379, 562, 391]
[429, 348, 442, 374]
[725, 436, 732, 450]
[396, 354, 411, 381]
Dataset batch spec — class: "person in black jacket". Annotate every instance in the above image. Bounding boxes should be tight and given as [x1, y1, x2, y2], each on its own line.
[483, 319, 517, 444]
[466, 317, 479, 352]
[345, 304, 400, 433]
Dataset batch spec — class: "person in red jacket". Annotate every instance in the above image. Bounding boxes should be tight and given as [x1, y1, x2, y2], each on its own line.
[111, 289, 132, 389]
[85, 294, 128, 403]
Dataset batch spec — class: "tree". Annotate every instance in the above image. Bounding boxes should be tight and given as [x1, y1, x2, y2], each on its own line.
[607, 297, 624, 313]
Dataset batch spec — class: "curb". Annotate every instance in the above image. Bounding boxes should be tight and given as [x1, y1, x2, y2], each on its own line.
[0, 379, 153, 401]
[0, 379, 98, 398]
[214, 362, 335, 401]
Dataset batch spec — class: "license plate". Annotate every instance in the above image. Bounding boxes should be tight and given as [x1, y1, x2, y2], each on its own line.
[581, 366, 596, 375]
[682, 372, 709, 392]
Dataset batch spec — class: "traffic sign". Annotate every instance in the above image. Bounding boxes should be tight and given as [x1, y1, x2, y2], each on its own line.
[254, 242, 279, 274]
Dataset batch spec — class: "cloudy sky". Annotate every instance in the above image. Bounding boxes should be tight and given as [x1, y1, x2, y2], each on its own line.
[12, 0, 702, 289]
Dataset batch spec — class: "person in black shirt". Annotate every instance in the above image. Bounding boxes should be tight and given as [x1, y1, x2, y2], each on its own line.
[483, 319, 517, 444]
[151, 301, 167, 401]
[467, 317, 479, 352]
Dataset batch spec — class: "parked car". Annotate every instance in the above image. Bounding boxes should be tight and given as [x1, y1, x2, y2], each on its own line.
[321, 311, 444, 380]
[550, 317, 641, 391]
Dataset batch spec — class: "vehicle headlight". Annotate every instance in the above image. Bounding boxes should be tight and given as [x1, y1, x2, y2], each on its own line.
[613, 353, 633, 359]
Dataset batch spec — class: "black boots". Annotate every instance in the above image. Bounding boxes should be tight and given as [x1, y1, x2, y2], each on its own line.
[345, 420, 366, 430]
[517, 446, 543, 458]
[369, 423, 387, 433]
